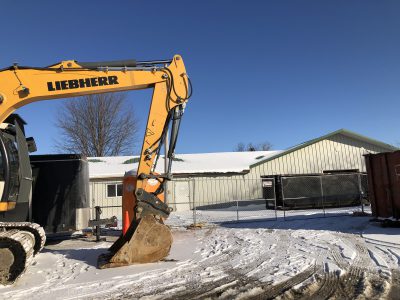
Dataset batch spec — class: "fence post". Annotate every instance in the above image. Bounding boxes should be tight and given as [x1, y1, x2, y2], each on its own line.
[320, 176, 326, 217]
[236, 200, 239, 222]
[95, 206, 102, 242]
[192, 178, 197, 227]
[358, 173, 364, 214]
[274, 178, 278, 220]
[92, 198, 95, 221]
[281, 177, 286, 221]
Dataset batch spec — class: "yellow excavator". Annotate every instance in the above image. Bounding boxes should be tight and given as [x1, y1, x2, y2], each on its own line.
[0, 55, 191, 283]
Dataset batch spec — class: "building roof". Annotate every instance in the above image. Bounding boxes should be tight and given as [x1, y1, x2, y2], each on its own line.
[88, 151, 282, 179]
[250, 129, 397, 168]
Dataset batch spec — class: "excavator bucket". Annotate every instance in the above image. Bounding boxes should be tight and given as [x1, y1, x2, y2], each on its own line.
[98, 215, 173, 269]
[98, 174, 173, 269]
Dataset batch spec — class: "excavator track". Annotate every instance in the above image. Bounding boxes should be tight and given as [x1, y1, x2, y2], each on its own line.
[0, 222, 46, 284]
[0, 222, 46, 253]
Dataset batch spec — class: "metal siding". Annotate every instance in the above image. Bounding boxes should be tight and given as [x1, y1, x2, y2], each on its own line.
[247, 133, 387, 178]
[327, 134, 386, 172]
[89, 180, 123, 219]
[306, 144, 315, 173]
[310, 143, 316, 171]
[173, 181, 191, 211]
[324, 140, 332, 169]
[293, 148, 300, 173]
[87, 133, 392, 209]
[320, 140, 330, 170]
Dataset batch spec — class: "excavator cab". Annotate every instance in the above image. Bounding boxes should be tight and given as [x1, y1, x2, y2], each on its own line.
[0, 115, 46, 284]
[0, 115, 36, 222]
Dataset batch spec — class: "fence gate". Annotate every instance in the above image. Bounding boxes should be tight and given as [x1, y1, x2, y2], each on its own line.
[173, 181, 191, 212]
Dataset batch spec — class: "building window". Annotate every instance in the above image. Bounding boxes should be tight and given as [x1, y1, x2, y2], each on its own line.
[107, 183, 123, 197]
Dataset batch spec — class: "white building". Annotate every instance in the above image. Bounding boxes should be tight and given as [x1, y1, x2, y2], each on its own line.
[88, 129, 396, 218]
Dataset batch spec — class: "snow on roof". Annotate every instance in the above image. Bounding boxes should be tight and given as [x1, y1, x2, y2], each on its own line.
[88, 151, 282, 179]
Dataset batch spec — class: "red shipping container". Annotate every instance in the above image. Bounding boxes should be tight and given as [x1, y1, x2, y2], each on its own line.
[365, 151, 400, 220]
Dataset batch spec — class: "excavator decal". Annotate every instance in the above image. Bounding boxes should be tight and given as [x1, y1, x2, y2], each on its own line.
[47, 75, 120, 91]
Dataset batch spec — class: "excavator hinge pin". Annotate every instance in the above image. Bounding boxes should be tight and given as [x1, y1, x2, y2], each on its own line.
[162, 73, 168, 79]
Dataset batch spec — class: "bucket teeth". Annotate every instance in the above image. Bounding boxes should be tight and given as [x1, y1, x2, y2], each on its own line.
[98, 215, 173, 269]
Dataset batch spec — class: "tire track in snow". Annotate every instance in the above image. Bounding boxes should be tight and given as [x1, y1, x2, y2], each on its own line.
[5, 224, 398, 300]
[111, 229, 318, 300]
[250, 266, 317, 300]
[277, 234, 392, 300]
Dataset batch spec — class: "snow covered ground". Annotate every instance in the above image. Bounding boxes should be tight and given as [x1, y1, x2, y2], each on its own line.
[1, 210, 399, 299]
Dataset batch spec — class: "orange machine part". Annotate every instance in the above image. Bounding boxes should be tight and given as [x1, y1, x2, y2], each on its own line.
[122, 174, 165, 235]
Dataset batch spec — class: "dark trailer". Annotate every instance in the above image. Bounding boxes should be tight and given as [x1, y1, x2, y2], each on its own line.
[262, 173, 367, 209]
[30, 154, 90, 234]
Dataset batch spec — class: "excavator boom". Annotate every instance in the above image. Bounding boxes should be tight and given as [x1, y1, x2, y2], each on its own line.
[0, 55, 191, 282]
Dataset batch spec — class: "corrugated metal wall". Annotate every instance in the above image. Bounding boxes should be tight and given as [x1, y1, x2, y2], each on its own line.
[89, 176, 258, 215]
[172, 176, 263, 208]
[90, 179, 123, 219]
[248, 134, 389, 177]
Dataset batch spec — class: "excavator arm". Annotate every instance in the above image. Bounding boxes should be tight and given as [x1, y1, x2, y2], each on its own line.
[0, 54, 190, 214]
[0, 55, 191, 275]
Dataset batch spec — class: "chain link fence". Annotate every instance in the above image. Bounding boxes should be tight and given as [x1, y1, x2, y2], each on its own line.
[279, 173, 369, 220]
[166, 178, 278, 226]
[91, 173, 369, 227]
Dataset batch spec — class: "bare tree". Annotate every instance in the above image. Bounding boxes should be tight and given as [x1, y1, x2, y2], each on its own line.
[235, 142, 246, 152]
[247, 143, 257, 151]
[235, 141, 272, 151]
[258, 141, 272, 151]
[55, 93, 139, 156]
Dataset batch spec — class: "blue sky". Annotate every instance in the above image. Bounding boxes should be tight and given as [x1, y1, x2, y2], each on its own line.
[1, 1, 399, 154]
